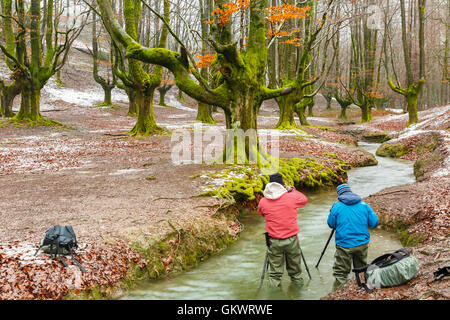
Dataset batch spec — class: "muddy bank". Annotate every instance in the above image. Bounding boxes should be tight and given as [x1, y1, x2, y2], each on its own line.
[325, 106, 450, 300]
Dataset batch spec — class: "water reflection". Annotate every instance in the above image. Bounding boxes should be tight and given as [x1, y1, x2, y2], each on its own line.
[124, 143, 415, 300]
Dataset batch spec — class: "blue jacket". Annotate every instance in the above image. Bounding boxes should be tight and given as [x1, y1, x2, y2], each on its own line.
[327, 192, 379, 248]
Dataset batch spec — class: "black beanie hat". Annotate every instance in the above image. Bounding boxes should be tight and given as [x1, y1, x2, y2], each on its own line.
[269, 173, 284, 186]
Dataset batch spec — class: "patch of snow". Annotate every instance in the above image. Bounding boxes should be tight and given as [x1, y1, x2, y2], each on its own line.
[168, 114, 191, 119]
[108, 169, 146, 175]
[431, 132, 450, 178]
[165, 95, 196, 112]
[201, 168, 249, 189]
[0, 243, 47, 266]
[386, 108, 404, 114]
[308, 117, 335, 123]
[258, 128, 312, 137]
[43, 78, 128, 107]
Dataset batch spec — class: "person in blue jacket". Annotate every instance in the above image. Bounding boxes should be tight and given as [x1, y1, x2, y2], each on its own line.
[327, 183, 379, 290]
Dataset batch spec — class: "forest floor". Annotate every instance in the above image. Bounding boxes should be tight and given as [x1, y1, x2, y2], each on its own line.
[0, 50, 449, 300]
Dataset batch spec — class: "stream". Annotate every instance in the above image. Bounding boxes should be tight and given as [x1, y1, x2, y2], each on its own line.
[123, 142, 415, 300]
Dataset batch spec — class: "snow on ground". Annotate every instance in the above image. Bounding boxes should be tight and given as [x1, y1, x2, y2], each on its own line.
[0, 243, 48, 266]
[165, 95, 196, 112]
[258, 128, 312, 137]
[0, 136, 163, 175]
[108, 169, 147, 176]
[386, 108, 404, 114]
[200, 168, 249, 190]
[388, 105, 450, 143]
[404, 105, 450, 132]
[431, 131, 450, 179]
[307, 117, 335, 123]
[40, 78, 128, 109]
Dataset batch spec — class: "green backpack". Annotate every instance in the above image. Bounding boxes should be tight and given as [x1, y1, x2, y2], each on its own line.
[352, 248, 420, 293]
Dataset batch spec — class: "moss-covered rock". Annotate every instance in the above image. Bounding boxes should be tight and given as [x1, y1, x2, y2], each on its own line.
[376, 142, 410, 158]
[363, 132, 390, 143]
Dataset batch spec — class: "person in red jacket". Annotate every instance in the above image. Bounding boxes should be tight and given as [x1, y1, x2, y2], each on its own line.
[257, 173, 308, 287]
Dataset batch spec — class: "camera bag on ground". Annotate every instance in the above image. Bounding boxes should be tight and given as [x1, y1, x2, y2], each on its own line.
[352, 248, 420, 293]
[34, 225, 86, 273]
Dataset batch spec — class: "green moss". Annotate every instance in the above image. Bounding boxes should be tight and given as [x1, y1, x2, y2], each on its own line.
[312, 125, 337, 132]
[376, 142, 410, 158]
[94, 102, 120, 110]
[363, 132, 390, 143]
[200, 156, 349, 202]
[400, 231, 423, 247]
[413, 133, 439, 155]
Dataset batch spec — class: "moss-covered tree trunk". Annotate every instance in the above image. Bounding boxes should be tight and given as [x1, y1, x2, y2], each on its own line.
[335, 94, 352, 119]
[195, 0, 215, 124]
[0, 81, 20, 117]
[92, 12, 116, 107]
[15, 87, 42, 122]
[123, 0, 169, 136]
[102, 85, 113, 106]
[307, 98, 314, 117]
[360, 102, 373, 122]
[157, 84, 172, 107]
[126, 88, 137, 116]
[323, 94, 332, 110]
[129, 90, 161, 135]
[387, 0, 426, 126]
[294, 97, 312, 126]
[275, 94, 297, 129]
[158, 89, 167, 106]
[196, 102, 215, 124]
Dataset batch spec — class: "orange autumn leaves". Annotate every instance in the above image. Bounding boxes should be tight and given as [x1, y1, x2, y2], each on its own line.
[196, 54, 216, 69]
[206, 0, 250, 26]
[268, 3, 311, 24]
[204, 1, 310, 45]
[197, 1, 311, 68]
[268, 3, 310, 46]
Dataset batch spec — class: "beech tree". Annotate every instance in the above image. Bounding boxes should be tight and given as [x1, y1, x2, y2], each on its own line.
[195, 0, 215, 124]
[92, 10, 116, 107]
[0, 0, 89, 123]
[94, 0, 335, 162]
[387, 0, 427, 126]
[347, 0, 379, 123]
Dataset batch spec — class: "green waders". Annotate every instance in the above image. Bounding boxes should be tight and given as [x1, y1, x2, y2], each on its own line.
[267, 235, 304, 288]
[332, 243, 368, 290]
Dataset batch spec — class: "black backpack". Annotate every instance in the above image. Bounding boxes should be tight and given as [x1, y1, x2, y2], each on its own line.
[34, 225, 86, 273]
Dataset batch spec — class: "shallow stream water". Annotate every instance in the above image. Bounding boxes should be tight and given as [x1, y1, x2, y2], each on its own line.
[124, 142, 415, 300]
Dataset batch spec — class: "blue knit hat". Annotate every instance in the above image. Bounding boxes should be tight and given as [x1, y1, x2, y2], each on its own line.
[336, 184, 352, 196]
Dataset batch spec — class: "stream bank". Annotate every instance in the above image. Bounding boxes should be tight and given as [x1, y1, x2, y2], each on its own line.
[325, 106, 449, 300]
[121, 142, 413, 300]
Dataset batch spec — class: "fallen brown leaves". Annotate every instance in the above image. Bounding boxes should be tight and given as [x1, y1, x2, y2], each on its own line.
[0, 239, 148, 300]
[0, 136, 165, 175]
[301, 126, 357, 145]
[275, 138, 374, 167]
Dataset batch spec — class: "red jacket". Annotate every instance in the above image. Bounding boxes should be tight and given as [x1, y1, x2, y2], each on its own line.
[257, 183, 308, 239]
